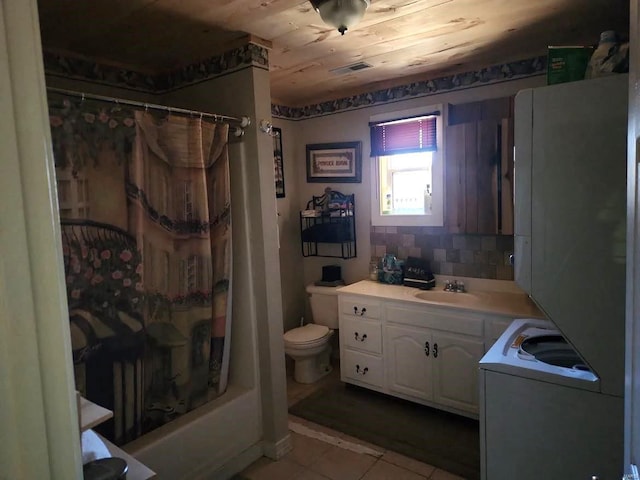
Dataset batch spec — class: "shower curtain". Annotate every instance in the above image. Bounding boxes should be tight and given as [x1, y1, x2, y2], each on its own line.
[49, 95, 232, 445]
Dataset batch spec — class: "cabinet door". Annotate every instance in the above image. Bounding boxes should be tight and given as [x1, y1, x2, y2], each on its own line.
[385, 324, 432, 401]
[432, 332, 484, 414]
[445, 97, 514, 234]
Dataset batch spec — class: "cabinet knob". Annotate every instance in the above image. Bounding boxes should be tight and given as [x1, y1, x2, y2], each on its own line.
[355, 364, 369, 375]
[354, 332, 367, 342]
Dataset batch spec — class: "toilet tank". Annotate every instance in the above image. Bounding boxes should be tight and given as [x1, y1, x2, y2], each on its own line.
[306, 284, 340, 329]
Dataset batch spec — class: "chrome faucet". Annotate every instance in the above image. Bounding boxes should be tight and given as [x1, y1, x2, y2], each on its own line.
[444, 279, 466, 293]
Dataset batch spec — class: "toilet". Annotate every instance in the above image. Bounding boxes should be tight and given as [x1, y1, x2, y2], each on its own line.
[284, 284, 340, 384]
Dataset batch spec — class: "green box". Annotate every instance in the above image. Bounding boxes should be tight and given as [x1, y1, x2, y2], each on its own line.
[547, 46, 594, 85]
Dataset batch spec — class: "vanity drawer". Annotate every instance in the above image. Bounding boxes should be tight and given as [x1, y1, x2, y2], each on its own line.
[386, 304, 484, 337]
[341, 350, 384, 388]
[340, 296, 381, 320]
[341, 316, 383, 354]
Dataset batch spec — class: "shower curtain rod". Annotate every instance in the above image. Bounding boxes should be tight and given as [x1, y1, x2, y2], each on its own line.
[46, 87, 251, 137]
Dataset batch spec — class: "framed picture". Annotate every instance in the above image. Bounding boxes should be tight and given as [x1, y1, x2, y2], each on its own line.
[273, 127, 285, 198]
[306, 141, 362, 183]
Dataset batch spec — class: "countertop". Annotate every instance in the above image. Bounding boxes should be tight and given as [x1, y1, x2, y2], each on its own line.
[337, 279, 544, 318]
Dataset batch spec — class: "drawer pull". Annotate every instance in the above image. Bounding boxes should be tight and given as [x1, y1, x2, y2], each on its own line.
[433, 342, 438, 358]
[353, 306, 367, 316]
[424, 341, 430, 357]
[354, 332, 368, 342]
[355, 364, 369, 375]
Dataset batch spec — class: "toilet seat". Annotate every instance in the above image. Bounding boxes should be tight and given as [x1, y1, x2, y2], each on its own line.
[284, 324, 331, 347]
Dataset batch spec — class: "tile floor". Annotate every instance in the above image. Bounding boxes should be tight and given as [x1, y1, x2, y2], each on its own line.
[237, 360, 466, 480]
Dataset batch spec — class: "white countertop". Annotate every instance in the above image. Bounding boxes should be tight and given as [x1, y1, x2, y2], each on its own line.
[80, 396, 113, 432]
[337, 279, 544, 318]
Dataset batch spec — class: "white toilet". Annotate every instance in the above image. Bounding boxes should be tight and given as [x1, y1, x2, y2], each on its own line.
[284, 284, 340, 384]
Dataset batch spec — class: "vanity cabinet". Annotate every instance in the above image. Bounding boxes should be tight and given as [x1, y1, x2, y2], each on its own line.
[430, 331, 484, 413]
[386, 326, 483, 413]
[338, 286, 534, 419]
[485, 316, 513, 350]
[385, 303, 484, 415]
[385, 323, 432, 400]
[339, 295, 384, 388]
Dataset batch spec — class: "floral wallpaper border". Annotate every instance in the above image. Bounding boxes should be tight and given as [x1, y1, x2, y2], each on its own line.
[43, 43, 269, 94]
[271, 56, 547, 120]
[44, 44, 546, 119]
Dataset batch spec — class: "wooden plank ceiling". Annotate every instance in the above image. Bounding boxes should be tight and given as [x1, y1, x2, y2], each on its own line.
[37, 0, 629, 107]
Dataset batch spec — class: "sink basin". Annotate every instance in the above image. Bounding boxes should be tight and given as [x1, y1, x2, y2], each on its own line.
[413, 290, 484, 305]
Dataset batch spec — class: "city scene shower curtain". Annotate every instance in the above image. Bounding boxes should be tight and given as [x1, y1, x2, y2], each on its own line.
[48, 95, 232, 445]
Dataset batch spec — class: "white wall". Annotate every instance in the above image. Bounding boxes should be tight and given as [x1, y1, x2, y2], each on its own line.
[275, 75, 546, 328]
[272, 119, 307, 332]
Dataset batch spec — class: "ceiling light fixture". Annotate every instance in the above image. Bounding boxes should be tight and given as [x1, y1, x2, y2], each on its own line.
[310, 0, 370, 35]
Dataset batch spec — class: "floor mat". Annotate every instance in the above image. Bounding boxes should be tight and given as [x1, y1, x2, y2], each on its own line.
[289, 383, 480, 480]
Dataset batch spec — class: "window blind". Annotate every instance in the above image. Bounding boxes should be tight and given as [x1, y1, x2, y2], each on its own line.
[370, 112, 439, 156]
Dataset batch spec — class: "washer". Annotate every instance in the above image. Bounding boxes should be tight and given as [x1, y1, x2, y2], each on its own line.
[480, 318, 599, 390]
[479, 318, 623, 480]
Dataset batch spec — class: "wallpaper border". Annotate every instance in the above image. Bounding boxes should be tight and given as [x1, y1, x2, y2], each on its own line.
[43, 46, 546, 118]
[43, 43, 269, 94]
[271, 56, 547, 120]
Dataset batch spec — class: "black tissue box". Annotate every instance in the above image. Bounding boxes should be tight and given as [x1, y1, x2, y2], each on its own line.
[403, 256, 435, 290]
[322, 264, 342, 283]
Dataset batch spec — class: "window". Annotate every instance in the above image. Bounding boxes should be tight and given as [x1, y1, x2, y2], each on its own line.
[370, 106, 444, 227]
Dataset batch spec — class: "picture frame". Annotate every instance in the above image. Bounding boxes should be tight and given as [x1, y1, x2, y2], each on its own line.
[273, 127, 285, 198]
[306, 141, 362, 183]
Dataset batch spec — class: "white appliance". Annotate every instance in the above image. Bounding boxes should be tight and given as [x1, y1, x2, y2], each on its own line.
[481, 319, 623, 479]
[480, 75, 628, 480]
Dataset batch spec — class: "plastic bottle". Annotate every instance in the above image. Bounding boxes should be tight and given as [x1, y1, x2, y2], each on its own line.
[585, 30, 618, 79]
[424, 184, 432, 213]
[383, 191, 392, 214]
[369, 262, 379, 281]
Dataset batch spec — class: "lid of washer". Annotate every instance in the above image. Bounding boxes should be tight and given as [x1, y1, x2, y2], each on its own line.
[284, 323, 330, 343]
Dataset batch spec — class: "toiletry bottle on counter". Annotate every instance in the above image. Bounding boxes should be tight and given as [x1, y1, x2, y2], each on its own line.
[424, 184, 432, 213]
[369, 261, 379, 281]
[382, 191, 392, 214]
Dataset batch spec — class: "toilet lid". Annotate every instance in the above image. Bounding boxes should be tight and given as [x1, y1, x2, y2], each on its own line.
[284, 324, 330, 344]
